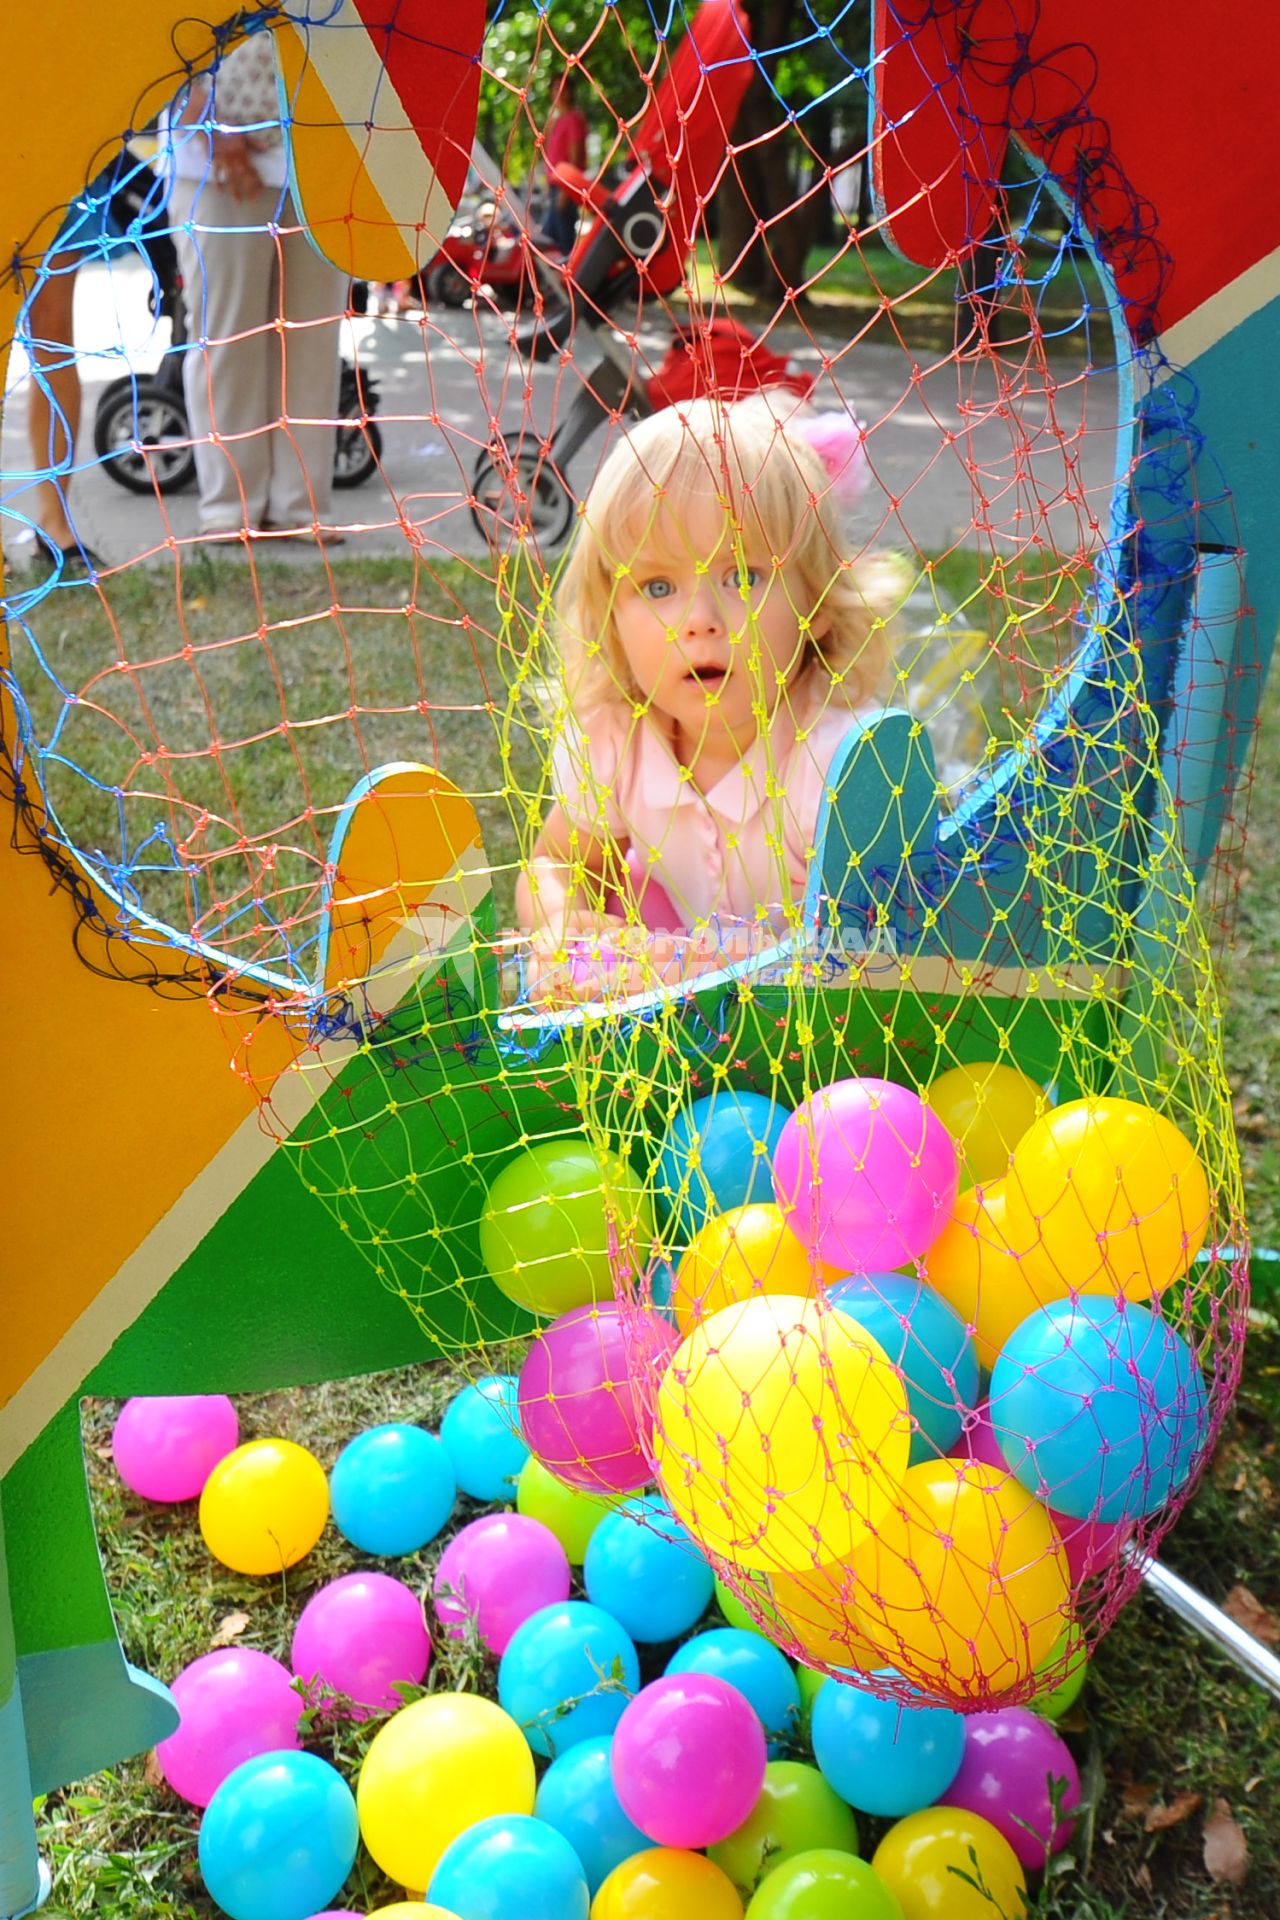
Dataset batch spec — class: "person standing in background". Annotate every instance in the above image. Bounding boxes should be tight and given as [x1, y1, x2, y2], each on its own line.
[541, 73, 588, 256]
[165, 29, 346, 544]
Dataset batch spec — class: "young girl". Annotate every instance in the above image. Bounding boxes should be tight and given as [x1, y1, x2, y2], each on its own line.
[515, 392, 892, 984]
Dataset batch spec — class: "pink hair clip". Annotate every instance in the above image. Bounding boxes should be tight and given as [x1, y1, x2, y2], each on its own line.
[792, 409, 869, 506]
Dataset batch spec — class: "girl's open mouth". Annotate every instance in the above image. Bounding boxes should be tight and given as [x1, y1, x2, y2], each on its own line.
[688, 666, 728, 687]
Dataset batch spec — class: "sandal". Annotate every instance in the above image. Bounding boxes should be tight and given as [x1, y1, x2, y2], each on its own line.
[11, 530, 106, 581]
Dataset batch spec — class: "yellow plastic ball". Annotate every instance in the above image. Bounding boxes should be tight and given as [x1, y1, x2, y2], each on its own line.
[852, 1459, 1070, 1698]
[370, 1908, 457, 1918]
[197, 1437, 329, 1576]
[925, 1062, 1045, 1185]
[769, 1561, 881, 1671]
[872, 1807, 1027, 1920]
[357, 1692, 536, 1890]
[921, 1181, 1052, 1371]
[671, 1204, 832, 1336]
[592, 1847, 745, 1919]
[516, 1454, 626, 1563]
[1001, 1095, 1211, 1301]
[653, 1296, 910, 1575]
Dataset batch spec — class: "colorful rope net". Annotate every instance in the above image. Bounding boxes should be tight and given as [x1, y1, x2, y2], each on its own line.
[1, 0, 1252, 1707]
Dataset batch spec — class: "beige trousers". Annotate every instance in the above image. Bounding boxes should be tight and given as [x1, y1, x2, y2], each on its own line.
[169, 175, 345, 533]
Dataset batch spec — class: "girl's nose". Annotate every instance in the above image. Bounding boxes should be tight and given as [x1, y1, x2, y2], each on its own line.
[680, 579, 725, 635]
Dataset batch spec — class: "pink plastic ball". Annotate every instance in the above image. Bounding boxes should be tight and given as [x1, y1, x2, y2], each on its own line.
[111, 1395, 239, 1503]
[518, 1303, 678, 1494]
[611, 1672, 767, 1849]
[773, 1078, 959, 1271]
[433, 1513, 572, 1654]
[155, 1647, 301, 1807]
[944, 1706, 1081, 1868]
[953, 1405, 1129, 1584]
[291, 1572, 431, 1718]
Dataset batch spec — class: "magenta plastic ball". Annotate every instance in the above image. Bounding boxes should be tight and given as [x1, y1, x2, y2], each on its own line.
[944, 1706, 1080, 1868]
[773, 1078, 959, 1271]
[290, 1571, 431, 1718]
[952, 1405, 1129, 1584]
[518, 1303, 678, 1494]
[155, 1647, 301, 1807]
[433, 1512, 572, 1654]
[111, 1395, 239, 1503]
[611, 1672, 768, 1849]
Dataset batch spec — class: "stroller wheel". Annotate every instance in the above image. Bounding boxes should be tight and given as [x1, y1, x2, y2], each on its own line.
[333, 415, 382, 490]
[424, 258, 474, 308]
[93, 374, 195, 496]
[470, 430, 575, 552]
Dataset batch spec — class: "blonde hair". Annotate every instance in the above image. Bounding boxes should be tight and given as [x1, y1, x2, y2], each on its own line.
[555, 393, 891, 717]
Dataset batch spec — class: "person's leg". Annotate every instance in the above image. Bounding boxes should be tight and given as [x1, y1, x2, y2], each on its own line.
[263, 202, 346, 531]
[171, 174, 278, 533]
[23, 260, 81, 552]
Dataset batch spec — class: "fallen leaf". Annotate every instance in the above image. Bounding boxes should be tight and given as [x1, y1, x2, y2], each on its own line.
[143, 1750, 164, 1789]
[209, 1610, 251, 1648]
[1203, 1799, 1248, 1886]
[1132, 1863, 1153, 1895]
[1222, 1585, 1280, 1647]
[1121, 1782, 1157, 1819]
[1145, 1791, 1203, 1832]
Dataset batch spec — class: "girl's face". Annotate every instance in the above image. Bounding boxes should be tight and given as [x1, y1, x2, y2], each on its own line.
[608, 496, 820, 751]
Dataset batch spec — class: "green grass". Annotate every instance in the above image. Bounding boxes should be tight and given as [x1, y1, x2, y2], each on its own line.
[13, 551, 1280, 1916]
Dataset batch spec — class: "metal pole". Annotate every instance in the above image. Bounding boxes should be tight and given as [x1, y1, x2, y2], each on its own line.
[1139, 1555, 1280, 1702]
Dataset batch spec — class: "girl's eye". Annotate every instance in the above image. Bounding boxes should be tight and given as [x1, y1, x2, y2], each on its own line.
[641, 577, 675, 600]
[726, 565, 761, 591]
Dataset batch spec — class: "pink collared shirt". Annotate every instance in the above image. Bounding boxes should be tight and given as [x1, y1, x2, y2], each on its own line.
[550, 686, 864, 927]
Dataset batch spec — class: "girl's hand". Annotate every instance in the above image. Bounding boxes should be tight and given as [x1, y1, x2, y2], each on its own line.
[211, 130, 263, 201]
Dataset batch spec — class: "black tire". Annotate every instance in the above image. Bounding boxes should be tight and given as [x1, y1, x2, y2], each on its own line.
[424, 258, 473, 308]
[93, 374, 196, 496]
[469, 431, 576, 551]
[333, 416, 382, 490]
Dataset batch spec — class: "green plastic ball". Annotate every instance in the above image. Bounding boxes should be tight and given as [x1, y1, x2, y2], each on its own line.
[746, 1849, 903, 1918]
[515, 1455, 626, 1562]
[710, 1763, 859, 1900]
[479, 1138, 656, 1317]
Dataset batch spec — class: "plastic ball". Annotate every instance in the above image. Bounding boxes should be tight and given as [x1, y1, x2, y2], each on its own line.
[951, 1403, 1130, 1583]
[111, 1395, 238, 1503]
[356, 1692, 536, 1890]
[708, 1761, 859, 1899]
[198, 1751, 358, 1920]
[584, 1494, 715, 1643]
[427, 1813, 589, 1920]
[498, 1600, 641, 1758]
[364, 1909, 456, 1918]
[745, 1849, 904, 1919]
[290, 1571, 431, 1717]
[198, 1438, 329, 1576]
[871, 1806, 1027, 1920]
[670, 1204, 824, 1335]
[535, 1736, 651, 1895]
[665, 1630, 800, 1755]
[925, 1063, 1045, 1185]
[851, 1459, 1070, 1696]
[1001, 1096, 1211, 1301]
[518, 1303, 677, 1495]
[767, 1560, 882, 1671]
[517, 1455, 626, 1563]
[773, 1078, 959, 1272]
[433, 1512, 572, 1654]
[593, 1848, 746, 1920]
[989, 1296, 1208, 1523]
[652, 1297, 910, 1574]
[611, 1673, 768, 1850]
[1031, 1629, 1089, 1721]
[440, 1375, 529, 1501]
[155, 1648, 302, 1808]
[944, 1705, 1080, 1868]
[329, 1423, 455, 1556]
[655, 1089, 792, 1242]
[480, 1138, 656, 1318]
[920, 1182, 1048, 1372]
[828, 1273, 979, 1461]
[715, 1571, 775, 1636]
[810, 1669, 963, 1817]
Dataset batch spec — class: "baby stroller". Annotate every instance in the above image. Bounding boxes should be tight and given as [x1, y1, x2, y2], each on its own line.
[468, 0, 811, 549]
[93, 226, 382, 498]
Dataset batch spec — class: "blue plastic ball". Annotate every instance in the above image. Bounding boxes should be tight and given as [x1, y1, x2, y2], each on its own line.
[498, 1600, 640, 1759]
[197, 1750, 358, 1920]
[441, 1375, 530, 1502]
[655, 1090, 791, 1241]
[329, 1423, 456, 1555]
[583, 1493, 715, 1643]
[829, 1272, 979, 1461]
[811, 1668, 964, 1817]
[665, 1627, 801, 1756]
[534, 1737, 650, 1895]
[428, 1813, 590, 1920]
[989, 1295, 1208, 1523]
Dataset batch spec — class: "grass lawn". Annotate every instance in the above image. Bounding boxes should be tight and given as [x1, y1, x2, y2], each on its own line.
[10, 547, 1280, 1917]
